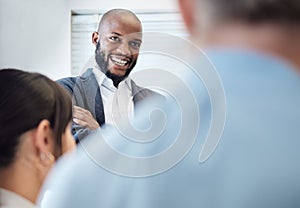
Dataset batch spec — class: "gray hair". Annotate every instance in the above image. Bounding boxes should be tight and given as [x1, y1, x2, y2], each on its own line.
[199, 0, 300, 24]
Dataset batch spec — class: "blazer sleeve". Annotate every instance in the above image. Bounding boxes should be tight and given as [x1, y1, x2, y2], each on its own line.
[57, 77, 77, 94]
[57, 77, 94, 143]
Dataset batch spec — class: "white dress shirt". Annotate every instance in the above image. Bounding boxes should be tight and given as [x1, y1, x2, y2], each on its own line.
[92, 67, 134, 126]
[0, 188, 35, 208]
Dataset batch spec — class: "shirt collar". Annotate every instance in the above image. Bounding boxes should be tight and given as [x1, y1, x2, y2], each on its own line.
[92, 66, 132, 92]
[0, 188, 36, 208]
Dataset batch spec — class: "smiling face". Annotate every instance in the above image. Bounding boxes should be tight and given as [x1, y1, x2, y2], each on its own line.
[93, 12, 142, 79]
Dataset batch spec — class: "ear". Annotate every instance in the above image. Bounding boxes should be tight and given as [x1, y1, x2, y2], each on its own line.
[178, 0, 196, 35]
[92, 31, 99, 46]
[34, 119, 54, 155]
[34, 119, 55, 180]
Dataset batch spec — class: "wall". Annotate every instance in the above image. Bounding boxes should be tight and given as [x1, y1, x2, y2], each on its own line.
[0, 0, 178, 79]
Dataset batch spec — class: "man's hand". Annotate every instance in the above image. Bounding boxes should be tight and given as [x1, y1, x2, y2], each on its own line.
[73, 106, 100, 130]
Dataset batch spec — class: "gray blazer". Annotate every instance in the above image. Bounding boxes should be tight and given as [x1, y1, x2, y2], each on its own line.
[57, 68, 162, 142]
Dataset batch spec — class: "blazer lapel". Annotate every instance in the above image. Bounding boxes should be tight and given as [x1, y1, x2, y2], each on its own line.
[78, 68, 105, 126]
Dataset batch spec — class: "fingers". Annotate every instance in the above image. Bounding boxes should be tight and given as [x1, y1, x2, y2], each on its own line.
[73, 106, 100, 130]
[73, 118, 88, 127]
[73, 106, 92, 120]
[74, 106, 91, 115]
[74, 105, 88, 113]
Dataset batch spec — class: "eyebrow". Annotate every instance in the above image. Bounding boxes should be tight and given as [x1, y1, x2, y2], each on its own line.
[111, 32, 122, 36]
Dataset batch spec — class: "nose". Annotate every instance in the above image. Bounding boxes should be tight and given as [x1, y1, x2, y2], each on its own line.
[116, 42, 131, 57]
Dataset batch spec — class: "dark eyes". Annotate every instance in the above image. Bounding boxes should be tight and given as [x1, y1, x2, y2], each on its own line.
[109, 36, 141, 50]
[109, 36, 120, 42]
[130, 41, 141, 49]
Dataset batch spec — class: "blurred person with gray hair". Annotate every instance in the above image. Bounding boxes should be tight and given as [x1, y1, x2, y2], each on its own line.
[39, 1, 300, 207]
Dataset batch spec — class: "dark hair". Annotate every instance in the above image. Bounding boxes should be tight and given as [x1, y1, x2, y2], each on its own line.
[0, 69, 72, 167]
[201, 0, 300, 24]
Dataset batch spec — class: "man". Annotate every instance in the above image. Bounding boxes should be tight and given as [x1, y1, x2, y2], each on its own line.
[58, 9, 160, 142]
[40, 1, 300, 208]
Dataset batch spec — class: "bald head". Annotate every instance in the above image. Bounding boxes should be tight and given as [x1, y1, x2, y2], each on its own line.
[98, 9, 142, 33]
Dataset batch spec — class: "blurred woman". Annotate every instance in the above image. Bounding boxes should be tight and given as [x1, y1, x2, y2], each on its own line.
[0, 69, 75, 208]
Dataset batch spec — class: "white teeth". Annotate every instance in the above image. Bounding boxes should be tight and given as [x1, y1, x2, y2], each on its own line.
[111, 56, 128, 66]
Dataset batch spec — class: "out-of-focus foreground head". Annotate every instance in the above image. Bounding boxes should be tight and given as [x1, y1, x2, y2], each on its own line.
[0, 69, 75, 203]
[178, 0, 300, 68]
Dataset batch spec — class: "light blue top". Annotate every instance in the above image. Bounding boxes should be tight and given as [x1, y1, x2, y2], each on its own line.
[39, 49, 300, 208]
